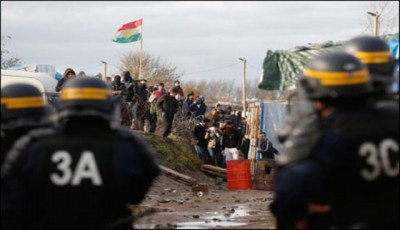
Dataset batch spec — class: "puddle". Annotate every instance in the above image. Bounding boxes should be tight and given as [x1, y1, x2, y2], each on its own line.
[176, 220, 246, 229]
[135, 206, 254, 229]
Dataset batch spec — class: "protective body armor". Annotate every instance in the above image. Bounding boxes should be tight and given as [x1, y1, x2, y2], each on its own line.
[277, 113, 322, 167]
[1, 120, 160, 228]
[310, 107, 399, 228]
[273, 52, 397, 229]
[1, 83, 55, 167]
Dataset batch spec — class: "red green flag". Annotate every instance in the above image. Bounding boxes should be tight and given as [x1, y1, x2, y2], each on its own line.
[113, 19, 142, 43]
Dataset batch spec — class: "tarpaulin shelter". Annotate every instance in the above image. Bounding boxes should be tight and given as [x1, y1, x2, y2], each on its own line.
[12, 64, 57, 79]
[258, 33, 399, 91]
[247, 33, 399, 161]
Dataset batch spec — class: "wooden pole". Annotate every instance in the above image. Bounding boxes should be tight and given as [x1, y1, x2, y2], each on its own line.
[240, 58, 247, 114]
[101, 61, 107, 81]
[138, 21, 143, 79]
[200, 168, 227, 180]
[373, 12, 379, 37]
[159, 165, 198, 186]
[201, 164, 227, 174]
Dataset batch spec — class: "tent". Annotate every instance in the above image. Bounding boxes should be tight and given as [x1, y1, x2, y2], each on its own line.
[258, 33, 399, 91]
[11, 64, 58, 80]
[1, 69, 58, 94]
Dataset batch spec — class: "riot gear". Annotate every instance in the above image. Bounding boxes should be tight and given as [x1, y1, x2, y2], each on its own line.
[344, 35, 396, 87]
[272, 52, 399, 229]
[58, 77, 116, 121]
[299, 52, 370, 101]
[2, 78, 160, 228]
[1, 83, 53, 130]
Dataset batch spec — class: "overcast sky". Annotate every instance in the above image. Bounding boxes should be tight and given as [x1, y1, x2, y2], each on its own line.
[2, 1, 398, 84]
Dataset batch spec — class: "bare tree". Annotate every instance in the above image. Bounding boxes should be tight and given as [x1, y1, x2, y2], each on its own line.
[1, 35, 23, 69]
[118, 50, 184, 87]
[181, 77, 294, 107]
[361, 1, 399, 35]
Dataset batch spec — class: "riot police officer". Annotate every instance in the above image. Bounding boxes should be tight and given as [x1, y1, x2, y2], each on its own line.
[1, 83, 56, 166]
[343, 35, 398, 109]
[271, 52, 399, 229]
[277, 35, 398, 163]
[1, 83, 56, 228]
[1, 77, 160, 228]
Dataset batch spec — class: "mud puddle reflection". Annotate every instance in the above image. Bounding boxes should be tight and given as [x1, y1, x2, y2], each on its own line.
[135, 205, 253, 229]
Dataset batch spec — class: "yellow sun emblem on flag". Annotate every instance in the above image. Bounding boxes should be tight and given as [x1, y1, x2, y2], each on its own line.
[121, 29, 134, 37]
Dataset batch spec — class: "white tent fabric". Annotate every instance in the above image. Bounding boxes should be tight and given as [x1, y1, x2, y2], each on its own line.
[13, 64, 57, 79]
[1, 69, 58, 94]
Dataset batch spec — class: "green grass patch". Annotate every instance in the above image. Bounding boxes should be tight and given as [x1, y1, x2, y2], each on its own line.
[139, 132, 203, 174]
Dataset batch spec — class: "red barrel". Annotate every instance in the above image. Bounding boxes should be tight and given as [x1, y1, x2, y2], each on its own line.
[226, 160, 252, 190]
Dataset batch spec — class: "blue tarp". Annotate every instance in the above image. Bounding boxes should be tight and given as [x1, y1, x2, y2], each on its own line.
[387, 38, 399, 92]
[259, 101, 289, 153]
[388, 38, 399, 70]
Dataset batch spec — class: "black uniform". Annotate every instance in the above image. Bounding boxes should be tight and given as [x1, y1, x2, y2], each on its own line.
[1, 117, 160, 229]
[272, 105, 399, 229]
[272, 51, 399, 229]
[158, 94, 178, 138]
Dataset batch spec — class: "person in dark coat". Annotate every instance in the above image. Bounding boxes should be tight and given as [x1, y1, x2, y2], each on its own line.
[193, 117, 211, 163]
[55, 68, 76, 92]
[221, 120, 242, 164]
[157, 88, 179, 138]
[257, 132, 278, 160]
[190, 96, 207, 118]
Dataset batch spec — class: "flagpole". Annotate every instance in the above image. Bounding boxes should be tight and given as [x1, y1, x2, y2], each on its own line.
[138, 19, 143, 80]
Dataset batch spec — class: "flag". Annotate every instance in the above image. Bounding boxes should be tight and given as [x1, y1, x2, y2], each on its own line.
[113, 19, 142, 43]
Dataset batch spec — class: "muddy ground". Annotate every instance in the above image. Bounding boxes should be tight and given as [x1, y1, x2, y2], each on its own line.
[134, 172, 277, 229]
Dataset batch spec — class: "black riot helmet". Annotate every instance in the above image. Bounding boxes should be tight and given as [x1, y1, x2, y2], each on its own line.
[299, 52, 371, 102]
[58, 77, 115, 121]
[343, 35, 395, 88]
[1, 83, 53, 130]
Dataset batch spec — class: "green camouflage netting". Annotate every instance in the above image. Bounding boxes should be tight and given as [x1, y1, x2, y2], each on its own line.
[259, 33, 399, 91]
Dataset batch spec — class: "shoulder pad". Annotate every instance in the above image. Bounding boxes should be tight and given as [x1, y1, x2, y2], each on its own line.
[1, 128, 56, 180]
[277, 114, 322, 167]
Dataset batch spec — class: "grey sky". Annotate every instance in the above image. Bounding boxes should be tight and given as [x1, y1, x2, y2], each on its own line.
[2, 1, 398, 83]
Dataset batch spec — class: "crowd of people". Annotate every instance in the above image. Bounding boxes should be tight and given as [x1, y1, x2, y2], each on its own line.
[53, 69, 260, 168]
[1, 34, 398, 229]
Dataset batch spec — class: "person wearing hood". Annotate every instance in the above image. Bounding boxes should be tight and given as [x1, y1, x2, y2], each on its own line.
[55, 68, 76, 92]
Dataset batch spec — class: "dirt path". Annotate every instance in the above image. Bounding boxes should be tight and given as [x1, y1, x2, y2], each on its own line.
[134, 173, 277, 229]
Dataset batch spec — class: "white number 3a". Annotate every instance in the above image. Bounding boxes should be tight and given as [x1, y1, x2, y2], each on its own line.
[359, 139, 399, 181]
[50, 151, 103, 186]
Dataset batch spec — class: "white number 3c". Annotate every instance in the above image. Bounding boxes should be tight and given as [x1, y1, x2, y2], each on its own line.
[359, 139, 399, 181]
